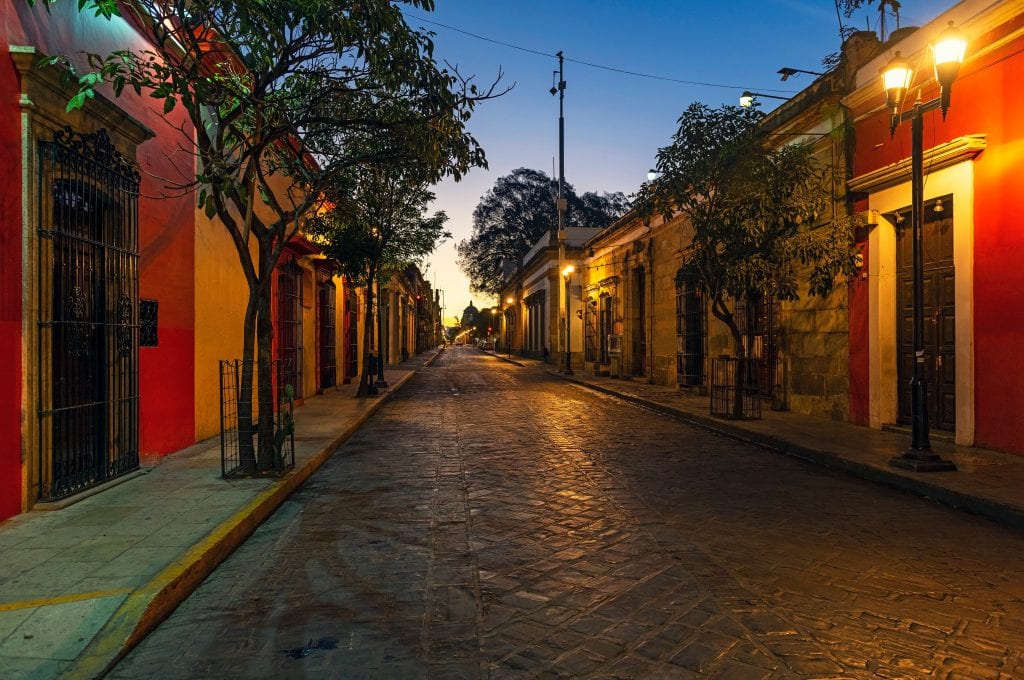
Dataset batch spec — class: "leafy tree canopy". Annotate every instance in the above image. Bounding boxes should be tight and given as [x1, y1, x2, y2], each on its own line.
[27, 0, 498, 465]
[456, 168, 629, 295]
[307, 160, 450, 396]
[635, 102, 858, 355]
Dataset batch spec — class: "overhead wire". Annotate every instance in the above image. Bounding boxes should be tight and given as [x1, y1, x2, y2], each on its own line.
[406, 13, 797, 94]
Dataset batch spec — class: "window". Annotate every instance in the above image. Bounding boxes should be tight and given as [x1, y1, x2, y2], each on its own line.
[737, 294, 779, 398]
[277, 263, 303, 399]
[37, 128, 141, 500]
[675, 281, 706, 387]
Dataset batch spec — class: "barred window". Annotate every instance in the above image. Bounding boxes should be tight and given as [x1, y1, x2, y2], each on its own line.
[675, 280, 705, 387]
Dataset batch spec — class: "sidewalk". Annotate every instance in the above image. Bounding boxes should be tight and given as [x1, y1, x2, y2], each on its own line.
[489, 350, 1024, 533]
[0, 350, 440, 680]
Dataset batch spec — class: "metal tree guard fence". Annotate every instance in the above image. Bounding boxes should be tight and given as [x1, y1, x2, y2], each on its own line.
[219, 359, 295, 477]
[710, 356, 762, 420]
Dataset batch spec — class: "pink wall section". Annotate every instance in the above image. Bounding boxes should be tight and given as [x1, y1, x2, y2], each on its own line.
[0, 44, 24, 519]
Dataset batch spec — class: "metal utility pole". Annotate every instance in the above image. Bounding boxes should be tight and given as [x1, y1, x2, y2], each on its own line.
[551, 51, 568, 367]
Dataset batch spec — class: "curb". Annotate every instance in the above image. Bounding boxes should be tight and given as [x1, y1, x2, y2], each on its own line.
[63, 369, 419, 680]
[552, 371, 1024, 534]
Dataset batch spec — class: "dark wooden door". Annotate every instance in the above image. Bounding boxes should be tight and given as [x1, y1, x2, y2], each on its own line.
[896, 195, 956, 432]
[634, 267, 646, 376]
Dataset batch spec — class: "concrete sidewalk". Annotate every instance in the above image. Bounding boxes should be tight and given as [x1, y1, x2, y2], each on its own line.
[488, 350, 1024, 533]
[0, 350, 440, 680]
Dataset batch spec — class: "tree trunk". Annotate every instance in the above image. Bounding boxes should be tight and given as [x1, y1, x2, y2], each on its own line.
[238, 292, 258, 474]
[356, 276, 375, 398]
[254, 240, 278, 471]
[711, 294, 747, 418]
[256, 280, 275, 471]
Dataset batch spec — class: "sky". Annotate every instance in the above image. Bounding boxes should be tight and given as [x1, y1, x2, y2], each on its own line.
[409, 0, 949, 326]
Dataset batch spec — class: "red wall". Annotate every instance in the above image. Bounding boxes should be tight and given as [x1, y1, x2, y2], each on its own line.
[849, 17, 1024, 453]
[965, 34, 1024, 453]
[135, 120, 196, 458]
[847, 200, 871, 428]
[0, 44, 24, 520]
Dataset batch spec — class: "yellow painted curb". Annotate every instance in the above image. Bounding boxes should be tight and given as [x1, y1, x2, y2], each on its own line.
[0, 588, 133, 612]
[60, 370, 416, 680]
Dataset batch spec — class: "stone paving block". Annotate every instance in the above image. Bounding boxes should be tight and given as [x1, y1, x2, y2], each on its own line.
[633, 635, 679, 663]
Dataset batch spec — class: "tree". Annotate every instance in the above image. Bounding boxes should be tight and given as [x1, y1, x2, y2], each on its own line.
[635, 102, 858, 416]
[30, 0, 495, 471]
[308, 166, 451, 398]
[456, 168, 629, 295]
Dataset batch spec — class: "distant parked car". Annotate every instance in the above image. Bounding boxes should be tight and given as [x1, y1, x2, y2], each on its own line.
[480, 341, 493, 351]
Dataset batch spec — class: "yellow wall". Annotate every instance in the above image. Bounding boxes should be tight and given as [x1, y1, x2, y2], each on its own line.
[193, 210, 252, 441]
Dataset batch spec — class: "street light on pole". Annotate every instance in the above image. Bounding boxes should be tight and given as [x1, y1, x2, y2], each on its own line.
[739, 90, 791, 107]
[490, 307, 498, 351]
[551, 51, 568, 364]
[505, 296, 514, 359]
[562, 264, 574, 375]
[882, 21, 966, 473]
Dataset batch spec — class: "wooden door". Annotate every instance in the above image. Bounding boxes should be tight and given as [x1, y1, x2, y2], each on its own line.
[896, 195, 956, 432]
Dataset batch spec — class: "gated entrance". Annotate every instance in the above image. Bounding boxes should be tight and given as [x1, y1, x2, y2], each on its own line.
[37, 128, 140, 501]
[675, 279, 706, 388]
[737, 295, 780, 399]
[277, 263, 303, 399]
[896, 195, 956, 432]
[317, 279, 336, 390]
[633, 266, 646, 377]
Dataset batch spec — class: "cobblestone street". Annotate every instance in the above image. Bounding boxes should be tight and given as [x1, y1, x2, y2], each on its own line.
[110, 348, 1024, 678]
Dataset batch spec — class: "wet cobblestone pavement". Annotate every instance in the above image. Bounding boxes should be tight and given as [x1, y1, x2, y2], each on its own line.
[111, 348, 1024, 678]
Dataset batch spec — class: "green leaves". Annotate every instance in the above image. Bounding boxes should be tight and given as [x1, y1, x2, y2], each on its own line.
[456, 168, 629, 295]
[643, 102, 855, 345]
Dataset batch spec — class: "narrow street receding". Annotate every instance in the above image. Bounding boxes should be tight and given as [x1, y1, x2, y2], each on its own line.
[110, 348, 1024, 678]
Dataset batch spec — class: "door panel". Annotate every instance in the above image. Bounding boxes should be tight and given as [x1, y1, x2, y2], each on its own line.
[895, 195, 956, 432]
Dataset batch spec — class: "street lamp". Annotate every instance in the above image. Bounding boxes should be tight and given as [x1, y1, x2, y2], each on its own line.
[490, 307, 498, 351]
[562, 264, 574, 375]
[739, 90, 791, 107]
[882, 21, 966, 473]
[505, 296, 514, 358]
[777, 66, 824, 81]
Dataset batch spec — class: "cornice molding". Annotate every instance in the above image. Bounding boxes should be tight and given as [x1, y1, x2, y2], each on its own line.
[848, 134, 986, 194]
[12, 45, 155, 146]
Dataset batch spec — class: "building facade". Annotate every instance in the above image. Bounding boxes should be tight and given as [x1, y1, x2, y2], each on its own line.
[2, 4, 198, 517]
[0, 2, 437, 521]
[499, 228, 599, 365]
[846, 0, 1024, 453]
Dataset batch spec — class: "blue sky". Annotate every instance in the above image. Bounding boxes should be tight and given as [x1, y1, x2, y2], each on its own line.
[412, 0, 948, 324]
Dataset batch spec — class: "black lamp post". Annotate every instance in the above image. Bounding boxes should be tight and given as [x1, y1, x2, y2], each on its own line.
[562, 264, 574, 375]
[882, 21, 966, 472]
